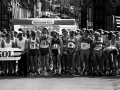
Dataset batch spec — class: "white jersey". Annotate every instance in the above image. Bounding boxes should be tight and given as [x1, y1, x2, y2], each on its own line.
[17, 38, 26, 51]
[4, 40, 12, 48]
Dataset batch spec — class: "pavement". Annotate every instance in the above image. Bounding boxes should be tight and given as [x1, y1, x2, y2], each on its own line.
[0, 76, 120, 90]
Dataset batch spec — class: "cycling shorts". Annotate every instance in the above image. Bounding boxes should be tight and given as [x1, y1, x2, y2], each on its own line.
[40, 48, 49, 55]
[29, 49, 38, 56]
[52, 49, 59, 56]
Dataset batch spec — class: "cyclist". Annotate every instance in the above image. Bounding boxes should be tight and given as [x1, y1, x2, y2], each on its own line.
[11, 31, 17, 75]
[50, 30, 63, 76]
[28, 30, 39, 76]
[79, 29, 93, 76]
[2, 33, 15, 76]
[106, 34, 119, 76]
[16, 31, 28, 76]
[115, 32, 120, 75]
[92, 32, 103, 76]
[39, 28, 50, 75]
[67, 30, 77, 75]
[61, 29, 69, 74]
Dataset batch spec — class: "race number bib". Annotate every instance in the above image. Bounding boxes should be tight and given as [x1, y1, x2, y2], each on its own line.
[30, 43, 36, 49]
[52, 44, 59, 49]
[40, 40, 49, 48]
[68, 42, 75, 48]
[81, 43, 90, 50]
[94, 45, 102, 50]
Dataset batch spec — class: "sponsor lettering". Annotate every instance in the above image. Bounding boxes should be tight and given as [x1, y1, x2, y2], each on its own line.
[0, 51, 14, 57]
[32, 20, 54, 25]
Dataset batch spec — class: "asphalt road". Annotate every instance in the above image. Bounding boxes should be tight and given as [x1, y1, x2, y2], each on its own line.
[0, 76, 120, 90]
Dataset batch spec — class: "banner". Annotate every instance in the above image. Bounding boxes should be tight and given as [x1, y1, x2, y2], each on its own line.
[13, 19, 75, 25]
[0, 48, 22, 61]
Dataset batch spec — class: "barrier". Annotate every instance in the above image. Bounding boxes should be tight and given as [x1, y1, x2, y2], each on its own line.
[0, 48, 22, 61]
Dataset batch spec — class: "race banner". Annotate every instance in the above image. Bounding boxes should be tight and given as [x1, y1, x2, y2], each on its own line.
[13, 19, 75, 25]
[0, 48, 22, 61]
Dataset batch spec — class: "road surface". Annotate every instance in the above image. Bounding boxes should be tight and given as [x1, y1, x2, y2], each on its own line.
[0, 76, 120, 90]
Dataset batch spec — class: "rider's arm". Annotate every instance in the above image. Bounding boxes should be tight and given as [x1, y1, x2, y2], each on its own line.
[1, 39, 5, 48]
[12, 41, 15, 48]
[50, 38, 52, 54]
[59, 38, 63, 53]
[116, 41, 120, 49]
[75, 37, 78, 51]
[24, 39, 28, 53]
[49, 39, 52, 56]
[15, 38, 18, 47]
[78, 36, 82, 51]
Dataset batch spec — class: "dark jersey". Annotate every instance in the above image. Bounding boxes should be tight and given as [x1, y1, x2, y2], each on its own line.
[80, 36, 92, 50]
[62, 36, 68, 50]
[51, 38, 60, 50]
[67, 38, 76, 49]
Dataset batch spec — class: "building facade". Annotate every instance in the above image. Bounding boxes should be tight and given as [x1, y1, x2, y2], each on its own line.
[0, 0, 38, 31]
[0, 1, 12, 31]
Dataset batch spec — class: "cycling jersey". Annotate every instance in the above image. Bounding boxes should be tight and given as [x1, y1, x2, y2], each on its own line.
[67, 37, 76, 54]
[40, 35, 49, 55]
[17, 38, 26, 51]
[30, 39, 38, 49]
[80, 37, 91, 50]
[29, 38, 39, 56]
[94, 38, 103, 50]
[62, 36, 68, 54]
[4, 40, 12, 48]
[51, 37, 60, 56]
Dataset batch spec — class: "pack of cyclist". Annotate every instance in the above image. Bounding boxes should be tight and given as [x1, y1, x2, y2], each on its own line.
[0, 28, 120, 77]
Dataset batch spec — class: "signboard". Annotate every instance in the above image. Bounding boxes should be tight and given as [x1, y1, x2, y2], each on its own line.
[0, 48, 22, 61]
[13, 18, 75, 25]
[32, 20, 54, 25]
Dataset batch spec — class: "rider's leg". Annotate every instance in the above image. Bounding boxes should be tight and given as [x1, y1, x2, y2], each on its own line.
[34, 55, 38, 75]
[53, 55, 57, 74]
[72, 52, 76, 74]
[45, 54, 49, 72]
[92, 52, 97, 73]
[80, 52, 84, 75]
[85, 50, 90, 75]
[57, 54, 61, 75]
